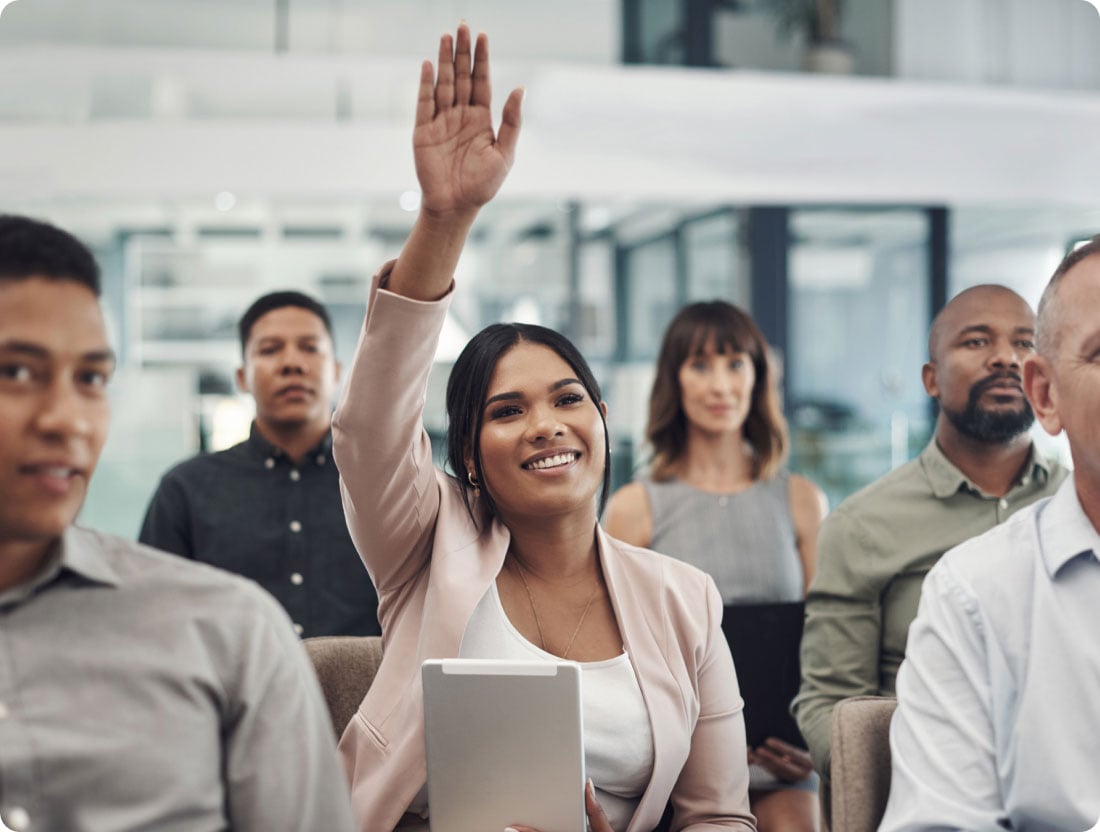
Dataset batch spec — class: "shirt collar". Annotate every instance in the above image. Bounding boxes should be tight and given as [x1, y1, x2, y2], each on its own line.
[245, 421, 333, 465]
[921, 439, 1051, 500]
[1037, 477, 1100, 578]
[0, 526, 119, 609]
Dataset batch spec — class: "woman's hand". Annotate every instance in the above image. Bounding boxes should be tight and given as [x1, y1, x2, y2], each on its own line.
[507, 779, 614, 832]
[415, 24, 523, 218]
[748, 737, 815, 784]
[387, 24, 522, 301]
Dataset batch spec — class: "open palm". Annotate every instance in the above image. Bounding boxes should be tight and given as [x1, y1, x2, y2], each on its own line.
[414, 26, 523, 216]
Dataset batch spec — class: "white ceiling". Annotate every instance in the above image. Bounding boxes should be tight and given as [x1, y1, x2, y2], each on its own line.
[0, 0, 1098, 248]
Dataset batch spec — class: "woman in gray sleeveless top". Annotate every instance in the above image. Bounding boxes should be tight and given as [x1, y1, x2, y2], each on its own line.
[605, 301, 827, 832]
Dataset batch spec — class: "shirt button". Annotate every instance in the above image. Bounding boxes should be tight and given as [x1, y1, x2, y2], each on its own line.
[718, 496, 729, 507]
[999, 498, 1009, 510]
[293, 623, 304, 636]
[316, 455, 326, 466]
[289, 520, 302, 533]
[1021, 476, 1031, 486]
[289, 469, 301, 482]
[3, 806, 31, 831]
[264, 458, 275, 470]
[290, 572, 304, 586]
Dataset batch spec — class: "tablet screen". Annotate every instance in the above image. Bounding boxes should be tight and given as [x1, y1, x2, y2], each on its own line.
[422, 659, 587, 832]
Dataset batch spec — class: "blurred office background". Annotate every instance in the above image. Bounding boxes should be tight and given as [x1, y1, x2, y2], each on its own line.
[0, 0, 1096, 535]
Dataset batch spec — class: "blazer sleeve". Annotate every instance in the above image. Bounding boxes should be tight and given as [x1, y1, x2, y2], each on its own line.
[331, 263, 452, 595]
[671, 576, 757, 831]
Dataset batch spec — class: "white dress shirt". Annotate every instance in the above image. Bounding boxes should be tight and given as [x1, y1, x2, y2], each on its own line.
[880, 476, 1100, 832]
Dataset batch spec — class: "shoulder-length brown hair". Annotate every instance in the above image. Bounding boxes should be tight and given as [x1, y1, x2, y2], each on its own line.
[647, 300, 788, 482]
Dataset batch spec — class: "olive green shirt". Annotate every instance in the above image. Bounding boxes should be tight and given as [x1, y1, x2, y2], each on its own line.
[792, 440, 1067, 779]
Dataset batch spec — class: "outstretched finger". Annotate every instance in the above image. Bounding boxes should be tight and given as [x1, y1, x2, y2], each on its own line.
[415, 59, 435, 126]
[496, 85, 524, 162]
[435, 32, 454, 113]
[453, 23, 472, 105]
[471, 31, 492, 108]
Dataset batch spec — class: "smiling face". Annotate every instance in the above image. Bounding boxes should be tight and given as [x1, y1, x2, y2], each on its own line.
[472, 341, 607, 524]
[924, 286, 1037, 444]
[677, 339, 756, 439]
[236, 305, 340, 435]
[0, 277, 114, 549]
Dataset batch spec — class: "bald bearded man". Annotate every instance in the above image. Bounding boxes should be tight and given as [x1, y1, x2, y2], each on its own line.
[792, 284, 1068, 809]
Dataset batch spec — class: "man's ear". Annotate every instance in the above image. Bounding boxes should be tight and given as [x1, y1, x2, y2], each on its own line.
[1023, 355, 1063, 437]
[235, 365, 249, 394]
[333, 358, 343, 385]
[921, 362, 939, 399]
[600, 400, 608, 420]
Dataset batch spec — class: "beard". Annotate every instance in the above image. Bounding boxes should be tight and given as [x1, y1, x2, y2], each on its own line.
[942, 373, 1035, 444]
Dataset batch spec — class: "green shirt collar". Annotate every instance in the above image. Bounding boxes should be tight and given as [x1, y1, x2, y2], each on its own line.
[920, 439, 1051, 500]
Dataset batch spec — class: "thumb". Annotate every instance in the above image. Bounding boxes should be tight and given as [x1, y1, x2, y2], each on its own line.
[496, 86, 524, 161]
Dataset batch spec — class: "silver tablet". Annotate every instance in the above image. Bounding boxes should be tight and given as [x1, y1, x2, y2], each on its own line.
[422, 659, 586, 832]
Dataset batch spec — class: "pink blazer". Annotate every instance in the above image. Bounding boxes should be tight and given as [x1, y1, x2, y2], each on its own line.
[332, 268, 755, 832]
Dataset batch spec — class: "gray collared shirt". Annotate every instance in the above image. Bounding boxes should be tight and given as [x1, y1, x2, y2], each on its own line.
[793, 440, 1067, 778]
[0, 526, 355, 832]
[881, 476, 1100, 830]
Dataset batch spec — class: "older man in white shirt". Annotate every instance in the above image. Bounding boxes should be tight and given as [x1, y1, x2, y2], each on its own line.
[880, 236, 1100, 832]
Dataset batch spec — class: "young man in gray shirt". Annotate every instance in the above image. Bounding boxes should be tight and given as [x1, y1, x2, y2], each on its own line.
[0, 215, 354, 832]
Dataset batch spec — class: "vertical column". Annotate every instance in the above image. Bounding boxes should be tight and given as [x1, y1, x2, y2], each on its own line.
[747, 206, 790, 402]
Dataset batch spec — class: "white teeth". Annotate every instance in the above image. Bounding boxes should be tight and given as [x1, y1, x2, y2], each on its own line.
[526, 452, 577, 470]
[44, 467, 72, 478]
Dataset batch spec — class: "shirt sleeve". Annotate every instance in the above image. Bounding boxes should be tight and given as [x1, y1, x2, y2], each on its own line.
[221, 585, 357, 832]
[137, 473, 194, 558]
[792, 509, 883, 778]
[878, 562, 1007, 832]
[670, 577, 756, 831]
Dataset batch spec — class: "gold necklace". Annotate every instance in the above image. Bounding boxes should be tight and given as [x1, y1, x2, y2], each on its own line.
[510, 556, 601, 660]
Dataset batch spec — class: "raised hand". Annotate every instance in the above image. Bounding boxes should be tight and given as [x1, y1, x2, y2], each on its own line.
[414, 24, 523, 218]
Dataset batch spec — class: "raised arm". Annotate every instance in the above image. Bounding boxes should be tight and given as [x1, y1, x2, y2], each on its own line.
[332, 26, 523, 595]
[388, 24, 523, 301]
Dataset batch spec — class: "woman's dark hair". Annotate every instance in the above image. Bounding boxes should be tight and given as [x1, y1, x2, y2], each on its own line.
[647, 300, 788, 482]
[445, 323, 611, 525]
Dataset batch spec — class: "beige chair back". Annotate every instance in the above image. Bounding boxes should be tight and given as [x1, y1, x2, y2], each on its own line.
[830, 695, 897, 832]
[304, 635, 383, 738]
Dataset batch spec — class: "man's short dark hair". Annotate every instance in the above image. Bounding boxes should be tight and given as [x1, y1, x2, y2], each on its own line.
[0, 215, 100, 295]
[238, 291, 334, 354]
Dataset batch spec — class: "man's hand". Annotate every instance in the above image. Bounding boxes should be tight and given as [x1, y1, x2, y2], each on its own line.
[414, 24, 523, 218]
[749, 737, 815, 783]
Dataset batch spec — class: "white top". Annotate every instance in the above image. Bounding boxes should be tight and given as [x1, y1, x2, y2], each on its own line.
[880, 477, 1100, 831]
[406, 581, 654, 831]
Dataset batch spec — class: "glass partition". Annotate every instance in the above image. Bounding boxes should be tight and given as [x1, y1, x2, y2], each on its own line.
[787, 209, 932, 508]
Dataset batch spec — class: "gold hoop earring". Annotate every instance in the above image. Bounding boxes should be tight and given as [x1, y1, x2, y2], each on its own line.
[467, 470, 480, 498]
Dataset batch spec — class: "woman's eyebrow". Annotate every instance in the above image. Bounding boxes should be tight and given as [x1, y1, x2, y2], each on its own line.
[484, 378, 582, 408]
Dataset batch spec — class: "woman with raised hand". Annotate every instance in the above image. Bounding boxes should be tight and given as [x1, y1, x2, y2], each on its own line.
[604, 303, 827, 832]
[333, 24, 756, 832]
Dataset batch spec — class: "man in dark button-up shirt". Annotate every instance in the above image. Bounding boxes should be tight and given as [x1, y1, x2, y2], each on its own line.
[140, 291, 379, 638]
[0, 215, 354, 831]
